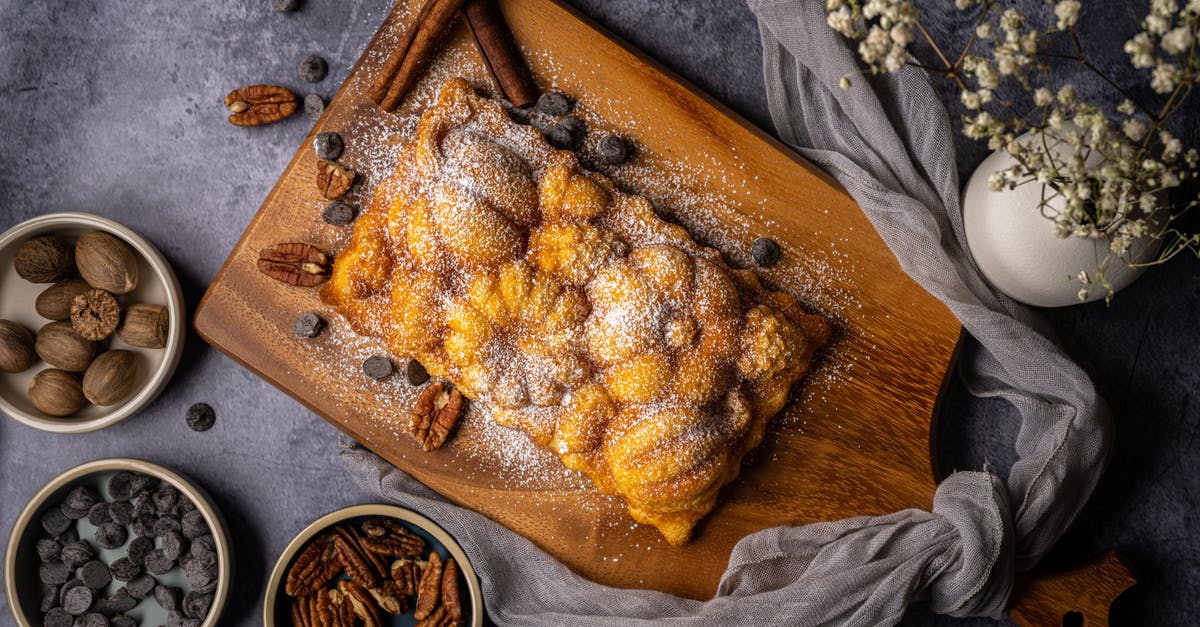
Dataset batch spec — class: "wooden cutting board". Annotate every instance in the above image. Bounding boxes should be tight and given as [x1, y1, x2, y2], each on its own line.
[195, 0, 1133, 620]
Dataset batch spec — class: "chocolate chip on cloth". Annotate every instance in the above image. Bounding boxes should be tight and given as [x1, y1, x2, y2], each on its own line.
[40, 584, 60, 612]
[299, 54, 328, 83]
[313, 131, 344, 160]
[273, 0, 299, 12]
[161, 530, 186, 561]
[153, 484, 180, 513]
[109, 500, 134, 525]
[60, 541, 94, 568]
[41, 506, 72, 535]
[80, 560, 112, 589]
[155, 584, 182, 612]
[109, 556, 141, 582]
[60, 582, 93, 615]
[94, 521, 128, 549]
[87, 502, 112, 526]
[294, 312, 325, 338]
[44, 607, 73, 627]
[145, 548, 176, 575]
[547, 114, 587, 150]
[37, 537, 62, 562]
[124, 573, 157, 600]
[181, 509, 208, 540]
[186, 402, 216, 432]
[304, 94, 325, 120]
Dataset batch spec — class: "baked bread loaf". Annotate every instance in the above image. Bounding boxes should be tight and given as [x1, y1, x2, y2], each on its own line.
[322, 78, 831, 544]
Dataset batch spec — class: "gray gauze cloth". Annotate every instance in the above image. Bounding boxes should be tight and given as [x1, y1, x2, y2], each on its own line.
[340, 0, 1113, 623]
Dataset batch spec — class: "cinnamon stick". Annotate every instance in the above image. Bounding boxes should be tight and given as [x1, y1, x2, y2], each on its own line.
[369, 0, 441, 106]
[379, 0, 470, 112]
[463, 0, 538, 108]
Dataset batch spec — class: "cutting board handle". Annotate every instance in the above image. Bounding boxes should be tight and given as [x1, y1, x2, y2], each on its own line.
[1008, 550, 1136, 626]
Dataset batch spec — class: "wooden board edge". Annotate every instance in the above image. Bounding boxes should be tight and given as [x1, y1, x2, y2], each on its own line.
[928, 326, 967, 483]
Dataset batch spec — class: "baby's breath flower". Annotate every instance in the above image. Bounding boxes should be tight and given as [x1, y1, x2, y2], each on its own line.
[1125, 33, 1157, 68]
[1054, 0, 1082, 30]
[1117, 99, 1137, 115]
[976, 22, 993, 38]
[1122, 118, 1148, 141]
[839, 74, 853, 90]
[1151, 62, 1180, 93]
[1033, 88, 1053, 106]
[827, 6, 857, 38]
[1161, 26, 1194, 55]
[1057, 84, 1076, 105]
[1145, 13, 1171, 35]
[1000, 8, 1027, 35]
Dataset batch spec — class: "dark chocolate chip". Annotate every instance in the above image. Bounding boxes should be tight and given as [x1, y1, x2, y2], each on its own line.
[38, 537, 63, 562]
[61, 583, 93, 615]
[406, 359, 430, 386]
[87, 502, 112, 527]
[190, 534, 216, 558]
[168, 611, 201, 627]
[44, 607, 73, 627]
[313, 131, 344, 160]
[155, 515, 182, 537]
[544, 123, 575, 149]
[83, 613, 109, 627]
[61, 541, 94, 568]
[155, 585, 182, 612]
[183, 591, 214, 620]
[173, 497, 197, 516]
[273, 0, 299, 12]
[107, 471, 135, 501]
[181, 510, 207, 540]
[133, 513, 157, 537]
[40, 561, 71, 584]
[127, 536, 154, 566]
[104, 590, 137, 613]
[110, 556, 141, 582]
[128, 474, 154, 498]
[80, 560, 112, 589]
[55, 526, 79, 544]
[321, 201, 356, 226]
[751, 237, 781, 267]
[529, 111, 555, 134]
[185, 402, 216, 432]
[65, 486, 98, 512]
[153, 484, 180, 513]
[161, 530, 185, 561]
[294, 312, 325, 338]
[60, 502, 91, 521]
[110, 615, 136, 627]
[145, 548, 175, 575]
[42, 507, 72, 535]
[362, 355, 393, 380]
[535, 91, 572, 116]
[304, 94, 325, 120]
[94, 522, 128, 550]
[41, 584, 61, 612]
[299, 55, 328, 83]
[558, 115, 587, 142]
[597, 134, 632, 165]
[108, 500, 133, 525]
[123, 573, 156, 600]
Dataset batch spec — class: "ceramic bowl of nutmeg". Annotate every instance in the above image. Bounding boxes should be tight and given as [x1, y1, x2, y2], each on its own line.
[263, 504, 484, 627]
[0, 212, 185, 433]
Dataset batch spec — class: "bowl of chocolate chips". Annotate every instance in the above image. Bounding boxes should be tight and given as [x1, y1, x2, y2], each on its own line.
[4, 458, 232, 626]
[0, 212, 186, 433]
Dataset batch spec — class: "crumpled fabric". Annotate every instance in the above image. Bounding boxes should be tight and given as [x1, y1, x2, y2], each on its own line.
[340, 0, 1112, 623]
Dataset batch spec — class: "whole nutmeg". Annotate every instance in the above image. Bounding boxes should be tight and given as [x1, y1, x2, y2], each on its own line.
[70, 289, 121, 341]
[117, 304, 169, 349]
[35, 279, 93, 321]
[0, 319, 36, 373]
[14, 235, 75, 283]
[29, 369, 88, 417]
[35, 321, 98, 372]
[75, 231, 139, 295]
[82, 350, 139, 406]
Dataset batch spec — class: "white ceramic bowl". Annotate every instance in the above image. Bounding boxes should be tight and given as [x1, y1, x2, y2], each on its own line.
[0, 212, 185, 432]
[4, 458, 233, 626]
[264, 504, 485, 627]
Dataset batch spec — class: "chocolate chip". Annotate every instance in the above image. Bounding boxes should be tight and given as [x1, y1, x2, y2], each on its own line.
[110, 615, 136, 627]
[61, 583, 93, 615]
[153, 484, 180, 513]
[169, 611, 201, 627]
[65, 485, 98, 512]
[313, 131, 344, 160]
[60, 502, 91, 521]
[83, 614, 109, 627]
[304, 94, 325, 120]
[107, 471, 135, 501]
[406, 359, 430, 386]
[185, 402, 216, 432]
[55, 526, 79, 544]
[181, 510, 208, 540]
[61, 541, 94, 568]
[133, 494, 155, 518]
[299, 55, 328, 83]
[190, 534, 217, 558]
[44, 607, 73, 627]
[104, 590, 137, 613]
[42, 507, 72, 535]
[94, 522, 127, 549]
[321, 201, 356, 226]
[597, 134, 632, 165]
[110, 556, 141, 582]
[544, 123, 575, 150]
[273, 0, 299, 12]
[751, 237, 781, 267]
[535, 91, 572, 116]
[41, 584, 60, 612]
[108, 500, 133, 525]
[294, 312, 325, 338]
[86, 502, 112, 527]
[123, 573, 156, 600]
[529, 111, 555, 134]
[173, 497, 197, 516]
[145, 548, 175, 575]
[37, 537, 62, 562]
[161, 530, 185, 561]
[128, 473, 154, 498]
[127, 536, 154, 566]
[183, 591, 214, 620]
[552, 115, 587, 149]
[40, 561, 71, 584]
[363, 355, 393, 380]
[155, 515, 182, 537]
[80, 560, 112, 589]
[155, 585, 182, 612]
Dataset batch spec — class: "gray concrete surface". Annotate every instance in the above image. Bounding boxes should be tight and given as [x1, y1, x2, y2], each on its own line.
[0, 1, 1195, 625]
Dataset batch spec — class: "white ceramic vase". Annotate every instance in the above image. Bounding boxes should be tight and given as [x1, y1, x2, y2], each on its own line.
[962, 140, 1161, 307]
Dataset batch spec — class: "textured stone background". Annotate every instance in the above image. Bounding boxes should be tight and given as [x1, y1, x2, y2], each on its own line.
[0, 1, 1196, 625]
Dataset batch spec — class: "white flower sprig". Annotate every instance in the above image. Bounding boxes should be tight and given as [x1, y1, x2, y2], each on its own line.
[827, 0, 1200, 303]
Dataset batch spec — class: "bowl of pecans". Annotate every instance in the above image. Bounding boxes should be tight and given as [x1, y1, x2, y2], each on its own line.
[0, 212, 186, 433]
[4, 457, 232, 626]
[264, 504, 483, 627]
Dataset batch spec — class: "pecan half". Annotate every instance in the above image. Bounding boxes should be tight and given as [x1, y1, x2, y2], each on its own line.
[258, 242, 330, 287]
[360, 518, 426, 557]
[225, 85, 297, 126]
[410, 382, 464, 451]
[315, 588, 339, 626]
[338, 580, 383, 627]
[391, 557, 426, 596]
[328, 588, 357, 627]
[316, 160, 355, 200]
[332, 525, 385, 588]
[290, 595, 313, 627]
[415, 604, 456, 627]
[285, 533, 341, 597]
[369, 580, 408, 615]
[414, 551, 443, 620]
[441, 556, 463, 624]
